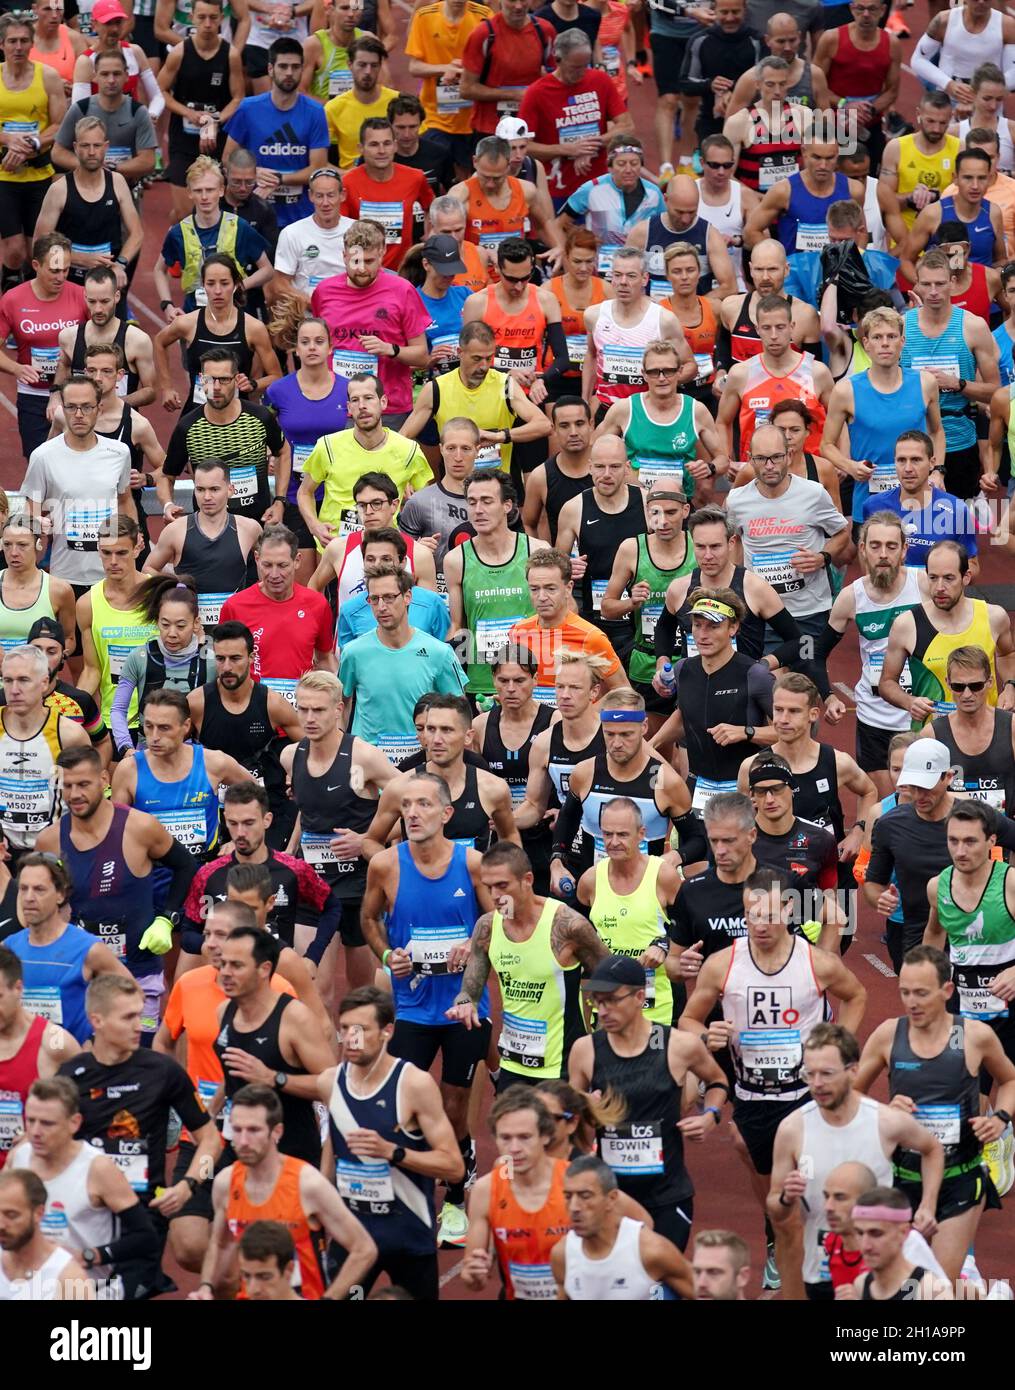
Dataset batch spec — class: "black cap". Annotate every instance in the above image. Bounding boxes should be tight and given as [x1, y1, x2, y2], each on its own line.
[421, 233, 467, 276]
[27, 616, 65, 646]
[581, 954, 646, 993]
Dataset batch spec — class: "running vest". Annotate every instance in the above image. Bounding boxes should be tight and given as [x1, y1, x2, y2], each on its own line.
[681, 564, 760, 657]
[489, 1157, 569, 1300]
[825, 26, 890, 102]
[97, 404, 141, 479]
[180, 514, 250, 627]
[0, 706, 63, 850]
[776, 171, 851, 255]
[623, 392, 699, 498]
[548, 274, 606, 375]
[861, 1266, 927, 1301]
[483, 284, 546, 376]
[737, 350, 825, 456]
[309, 27, 361, 100]
[787, 742, 844, 841]
[61, 803, 158, 980]
[140, 640, 208, 701]
[216, 994, 320, 1161]
[82, 40, 140, 98]
[934, 709, 1015, 815]
[0, 1014, 46, 1168]
[461, 533, 532, 696]
[579, 751, 672, 866]
[723, 935, 826, 1101]
[895, 132, 961, 229]
[0, 572, 54, 653]
[2, 925, 93, 1042]
[937, 860, 1015, 1025]
[0, 63, 53, 182]
[9, 1144, 118, 1288]
[463, 174, 529, 255]
[169, 37, 232, 147]
[593, 299, 664, 405]
[645, 213, 711, 300]
[853, 570, 922, 731]
[225, 1155, 325, 1298]
[958, 115, 1015, 175]
[908, 599, 996, 723]
[0, 1242, 73, 1300]
[563, 1215, 658, 1300]
[901, 306, 975, 451]
[384, 840, 488, 1026]
[198, 679, 277, 787]
[849, 368, 928, 519]
[729, 291, 802, 363]
[59, 171, 122, 283]
[590, 857, 673, 1023]
[590, 1023, 690, 1203]
[735, 102, 802, 193]
[547, 722, 605, 863]
[30, 27, 77, 85]
[185, 307, 253, 407]
[543, 454, 591, 545]
[889, 1014, 981, 1176]
[629, 532, 694, 686]
[941, 6, 1003, 91]
[575, 485, 645, 637]
[328, 1057, 436, 1256]
[443, 763, 494, 851]
[799, 1095, 891, 1285]
[291, 734, 376, 898]
[481, 702, 553, 835]
[70, 317, 137, 398]
[179, 212, 241, 294]
[934, 194, 996, 268]
[951, 262, 992, 325]
[667, 295, 718, 390]
[134, 744, 218, 858]
[697, 183, 744, 287]
[88, 582, 157, 727]
[433, 368, 515, 471]
[489, 898, 582, 1079]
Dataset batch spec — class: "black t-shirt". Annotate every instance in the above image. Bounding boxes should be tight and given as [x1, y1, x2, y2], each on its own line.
[670, 867, 748, 957]
[58, 1049, 208, 1200]
[754, 816, 838, 923]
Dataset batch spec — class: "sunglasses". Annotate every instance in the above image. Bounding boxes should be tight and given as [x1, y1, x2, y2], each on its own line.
[950, 679, 987, 693]
[704, 159, 734, 170]
[644, 366, 678, 378]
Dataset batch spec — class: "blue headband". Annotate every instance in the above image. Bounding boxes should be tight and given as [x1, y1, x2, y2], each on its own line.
[600, 709, 647, 723]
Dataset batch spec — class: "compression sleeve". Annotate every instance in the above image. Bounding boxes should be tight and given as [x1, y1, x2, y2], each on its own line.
[141, 66, 165, 119]
[109, 669, 139, 755]
[102, 1201, 160, 1268]
[71, 82, 91, 103]
[765, 604, 804, 671]
[305, 889, 343, 967]
[713, 318, 734, 372]
[673, 812, 707, 867]
[811, 621, 847, 698]
[910, 32, 947, 90]
[542, 321, 573, 382]
[746, 661, 775, 725]
[153, 837, 200, 919]
[551, 791, 583, 863]
[653, 603, 683, 660]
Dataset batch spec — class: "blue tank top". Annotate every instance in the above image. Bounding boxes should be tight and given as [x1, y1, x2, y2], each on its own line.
[935, 196, 996, 267]
[328, 1057, 436, 1255]
[776, 172, 850, 256]
[849, 368, 928, 521]
[5, 924, 93, 1042]
[263, 372, 349, 506]
[60, 803, 158, 980]
[645, 213, 711, 299]
[384, 841, 489, 1026]
[993, 321, 1014, 387]
[901, 306, 976, 451]
[134, 743, 219, 907]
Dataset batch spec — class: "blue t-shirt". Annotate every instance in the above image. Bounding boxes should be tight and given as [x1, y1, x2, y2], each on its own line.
[994, 322, 1014, 388]
[420, 284, 469, 361]
[861, 485, 979, 568]
[337, 587, 449, 646]
[224, 93, 330, 226]
[160, 214, 268, 311]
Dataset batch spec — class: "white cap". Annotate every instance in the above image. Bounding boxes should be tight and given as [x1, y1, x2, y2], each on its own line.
[897, 739, 953, 789]
[495, 117, 534, 141]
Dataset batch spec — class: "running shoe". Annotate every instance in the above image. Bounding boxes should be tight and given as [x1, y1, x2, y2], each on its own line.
[960, 1253, 986, 1294]
[438, 1201, 469, 1248]
[885, 10, 909, 36]
[984, 1136, 1006, 1193]
[762, 1243, 781, 1291]
[1002, 1126, 1015, 1195]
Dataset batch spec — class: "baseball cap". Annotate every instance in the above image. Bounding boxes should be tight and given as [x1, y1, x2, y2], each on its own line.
[581, 955, 647, 994]
[93, 0, 129, 21]
[495, 117, 534, 141]
[421, 233, 466, 276]
[28, 616, 66, 646]
[897, 739, 952, 789]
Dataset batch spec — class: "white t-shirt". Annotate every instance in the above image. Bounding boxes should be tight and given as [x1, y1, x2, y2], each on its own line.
[274, 214, 354, 294]
[22, 435, 131, 585]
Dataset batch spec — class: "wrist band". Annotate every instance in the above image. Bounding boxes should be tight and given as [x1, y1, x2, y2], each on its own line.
[704, 1106, 721, 1124]
[382, 948, 392, 967]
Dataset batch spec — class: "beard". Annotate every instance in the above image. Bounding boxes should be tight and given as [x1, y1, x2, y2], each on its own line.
[868, 562, 899, 592]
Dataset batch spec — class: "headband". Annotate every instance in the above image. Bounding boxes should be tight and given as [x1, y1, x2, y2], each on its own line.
[852, 1205, 911, 1224]
[647, 488, 687, 505]
[600, 709, 647, 724]
[748, 763, 794, 788]
[610, 145, 642, 157]
[690, 598, 736, 622]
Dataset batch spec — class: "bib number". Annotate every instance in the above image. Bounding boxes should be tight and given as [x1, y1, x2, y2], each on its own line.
[915, 1103, 961, 1146]
[600, 1122, 664, 1174]
[738, 1027, 802, 1092]
[499, 1011, 547, 1068]
[409, 924, 469, 974]
[336, 1157, 394, 1204]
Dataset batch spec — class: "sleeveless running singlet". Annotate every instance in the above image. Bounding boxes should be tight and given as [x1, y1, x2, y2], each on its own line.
[489, 1156, 569, 1300]
[593, 299, 664, 405]
[225, 1154, 325, 1298]
[629, 532, 694, 686]
[590, 857, 673, 1022]
[61, 802, 158, 980]
[908, 598, 996, 724]
[735, 101, 802, 192]
[0, 572, 54, 653]
[0, 1013, 46, 1168]
[461, 533, 532, 697]
[722, 935, 826, 1102]
[853, 570, 922, 731]
[623, 392, 699, 498]
[291, 734, 376, 898]
[933, 708, 1015, 815]
[87, 582, 157, 727]
[0, 705, 63, 850]
[180, 514, 251, 627]
[489, 897, 582, 1079]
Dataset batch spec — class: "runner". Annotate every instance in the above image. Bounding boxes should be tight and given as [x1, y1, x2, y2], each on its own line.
[917, 645, 1015, 815]
[713, 239, 820, 378]
[78, 516, 156, 731]
[848, 1186, 954, 1301]
[690, 1229, 751, 1300]
[0, 1167, 92, 1300]
[236, 1221, 301, 1302]
[0, 944, 78, 1169]
[54, 265, 156, 410]
[521, 396, 593, 546]
[8, 618, 108, 761]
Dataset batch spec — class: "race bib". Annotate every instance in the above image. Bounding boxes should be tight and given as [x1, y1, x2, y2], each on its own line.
[436, 80, 470, 112]
[499, 1011, 547, 1068]
[409, 923, 469, 975]
[336, 1158, 394, 1204]
[691, 776, 737, 814]
[157, 807, 209, 849]
[910, 354, 960, 381]
[66, 502, 112, 552]
[600, 344, 644, 385]
[476, 615, 520, 663]
[958, 983, 1008, 1020]
[533, 686, 557, 706]
[758, 157, 798, 191]
[72, 240, 112, 258]
[291, 442, 313, 476]
[105, 147, 131, 167]
[337, 507, 360, 538]
[197, 593, 230, 628]
[601, 44, 621, 76]
[565, 334, 587, 368]
[795, 222, 828, 253]
[914, 1103, 961, 1147]
[694, 352, 714, 383]
[509, 1262, 557, 1300]
[230, 464, 258, 500]
[752, 549, 805, 595]
[332, 347, 378, 380]
[496, 345, 537, 374]
[0, 1095, 22, 1151]
[328, 68, 353, 97]
[597, 246, 619, 280]
[868, 459, 897, 494]
[98, 1138, 149, 1193]
[360, 200, 403, 245]
[636, 457, 685, 494]
[496, 99, 520, 114]
[301, 832, 339, 867]
[192, 373, 207, 406]
[30, 346, 60, 382]
[865, 650, 911, 694]
[957, 781, 1006, 811]
[591, 579, 607, 614]
[376, 733, 422, 764]
[474, 442, 502, 469]
[640, 603, 662, 641]
[738, 1027, 802, 1091]
[259, 677, 298, 705]
[600, 1122, 664, 1174]
[83, 919, 126, 959]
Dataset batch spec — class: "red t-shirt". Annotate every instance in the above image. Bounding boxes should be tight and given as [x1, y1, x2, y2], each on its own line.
[342, 164, 434, 271]
[519, 70, 625, 200]
[218, 583, 334, 702]
[462, 13, 555, 134]
[0, 279, 87, 397]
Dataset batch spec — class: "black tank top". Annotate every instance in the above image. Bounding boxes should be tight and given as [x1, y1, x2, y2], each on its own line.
[185, 307, 254, 406]
[547, 722, 604, 863]
[215, 994, 320, 1163]
[71, 317, 139, 396]
[803, 452, 819, 483]
[180, 513, 250, 598]
[444, 763, 494, 852]
[931, 709, 1015, 817]
[889, 1016, 981, 1170]
[96, 403, 139, 471]
[544, 454, 590, 546]
[683, 564, 765, 658]
[169, 37, 232, 147]
[646, 213, 711, 297]
[677, 650, 765, 781]
[576, 485, 645, 631]
[291, 735, 376, 898]
[789, 743, 844, 841]
[590, 1024, 691, 1204]
[198, 679, 283, 793]
[59, 171, 122, 283]
[482, 703, 553, 847]
[731, 292, 763, 362]
[861, 1267, 926, 1301]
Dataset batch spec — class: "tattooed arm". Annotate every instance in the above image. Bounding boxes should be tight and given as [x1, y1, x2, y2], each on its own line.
[445, 912, 494, 1028]
[550, 903, 608, 970]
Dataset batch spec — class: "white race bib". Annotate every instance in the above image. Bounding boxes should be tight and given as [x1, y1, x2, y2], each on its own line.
[640, 603, 662, 641]
[691, 775, 737, 814]
[636, 457, 685, 494]
[436, 80, 470, 112]
[499, 1011, 547, 1067]
[795, 222, 828, 253]
[230, 465, 258, 500]
[409, 923, 469, 974]
[738, 1027, 802, 1089]
[300, 832, 338, 866]
[509, 1261, 557, 1300]
[600, 1122, 664, 1174]
[915, 1103, 961, 1146]
[958, 983, 1008, 1020]
[332, 347, 378, 380]
[476, 615, 520, 663]
[752, 548, 805, 595]
[328, 68, 353, 97]
[360, 200, 403, 245]
[600, 344, 644, 384]
[375, 733, 421, 764]
[197, 593, 230, 628]
[336, 1158, 394, 1203]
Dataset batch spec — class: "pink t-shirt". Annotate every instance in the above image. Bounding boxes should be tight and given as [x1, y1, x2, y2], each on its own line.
[219, 583, 334, 703]
[310, 269, 431, 413]
[0, 279, 87, 397]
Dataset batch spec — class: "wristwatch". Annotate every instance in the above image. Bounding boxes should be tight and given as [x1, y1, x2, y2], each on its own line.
[273, 1070, 287, 1091]
[744, 725, 756, 741]
[707, 461, 717, 477]
[389, 342, 400, 358]
[956, 378, 967, 393]
[996, 1109, 1012, 1127]
[160, 299, 172, 311]
[81, 1247, 97, 1268]
[390, 1145, 407, 1166]
[1004, 681, 1015, 692]
[183, 1175, 201, 1194]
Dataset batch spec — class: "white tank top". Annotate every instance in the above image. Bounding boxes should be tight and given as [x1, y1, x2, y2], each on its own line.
[0, 1243, 74, 1300]
[697, 181, 745, 288]
[722, 936, 827, 1102]
[958, 116, 1015, 174]
[863, 176, 887, 252]
[9, 1141, 117, 1263]
[853, 568, 922, 731]
[593, 299, 664, 401]
[799, 1096, 892, 1284]
[941, 6, 1004, 84]
[563, 1216, 660, 1300]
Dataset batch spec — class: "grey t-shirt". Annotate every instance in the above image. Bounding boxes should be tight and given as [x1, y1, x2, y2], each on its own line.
[744, 0, 822, 37]
[23, 435, 132, 585]
[398, 483, 472, 588]
[56, 95, 158, 163]
[724, 473, 847, 617]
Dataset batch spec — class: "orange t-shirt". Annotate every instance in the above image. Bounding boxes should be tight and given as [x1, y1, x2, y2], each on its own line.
[342, 163, 434, 270]
[227, 1154, 326, 1300]
[404, 0, 493, 135]
[490, 1157, 570, 1300]
[509, 612, 622, 703]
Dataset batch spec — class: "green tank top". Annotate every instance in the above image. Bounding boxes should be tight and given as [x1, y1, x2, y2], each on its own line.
[0, 571, 54, 653]
[461, 533, 532, 696]
[849, 336, 872, 376]
[629, 533, 694, 686]
[622, 392, 698, 500]
[937, 861, 1015, 1021]
[489, 897, 581, 1078]
[310, 27, 362, 101]
[590, 856, 672, 1023]
[88, 582, 158, 727]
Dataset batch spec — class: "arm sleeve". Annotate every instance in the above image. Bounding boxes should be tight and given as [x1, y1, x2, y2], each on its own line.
[104, 1200, 160, 1268]
[551, 791, 583, 863]
[765, 604, 804, 672]
[109, 653, 140, 754]
[541, 320, 572, 382]
[811, 620, 847, 698]
[678, 33, 709, 97]
[305, 890, 343, 967]
[910, 33, 948, 89]
[653, 602, 682, 660]
[153, 838, 200, 919]
[673, 811, 707, 867]
[746, 662, 775, 724]
[163, 419, 190, 478]
[181, 862, 213, 935]
[713, 316, 734, 372]
[866, 813, 896, 886]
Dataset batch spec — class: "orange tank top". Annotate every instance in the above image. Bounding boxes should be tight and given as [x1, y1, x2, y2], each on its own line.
[484, 283, 546, 375]
[667, 294, 718, 384]
[30, 25, 76, 83]
[453, 239, 490, 296]
[227, 1155, 326, 1300]
[489, 1157, 570, 1301]
[464, 175, 529, 252]
[549, 273, 606, 377]
[738, 350, 825, 456]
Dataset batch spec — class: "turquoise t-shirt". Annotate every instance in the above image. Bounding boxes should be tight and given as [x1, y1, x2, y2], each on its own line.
[338, 628, 467, 764]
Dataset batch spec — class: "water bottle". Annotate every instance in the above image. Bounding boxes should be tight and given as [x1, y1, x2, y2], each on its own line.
[558, 874, 576, 896]
[658, 660, 676, 694]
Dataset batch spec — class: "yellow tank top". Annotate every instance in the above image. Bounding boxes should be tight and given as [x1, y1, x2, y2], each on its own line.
[489, 897, 581, 1079]
[909, 597, 997, 728]
[0, 62, 54, 183]
[589, 856, 672, 1024]
[896, 133, 961, 229]
[434, 368, 515, 471]
[88, 582, 158, 728]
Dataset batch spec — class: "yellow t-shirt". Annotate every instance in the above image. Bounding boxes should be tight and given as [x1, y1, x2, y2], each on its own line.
[405, 1, 493, 136]
[304, 427, 433, 543]
[325, 84, 400, 169]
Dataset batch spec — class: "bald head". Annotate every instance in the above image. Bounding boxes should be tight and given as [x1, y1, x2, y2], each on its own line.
[750, 423, 788, 458]
[590, 434, 629, 467]
[665, 174, 700, 221]
[827, 1161, 878, 1196]
[748, 238, 789, 294]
